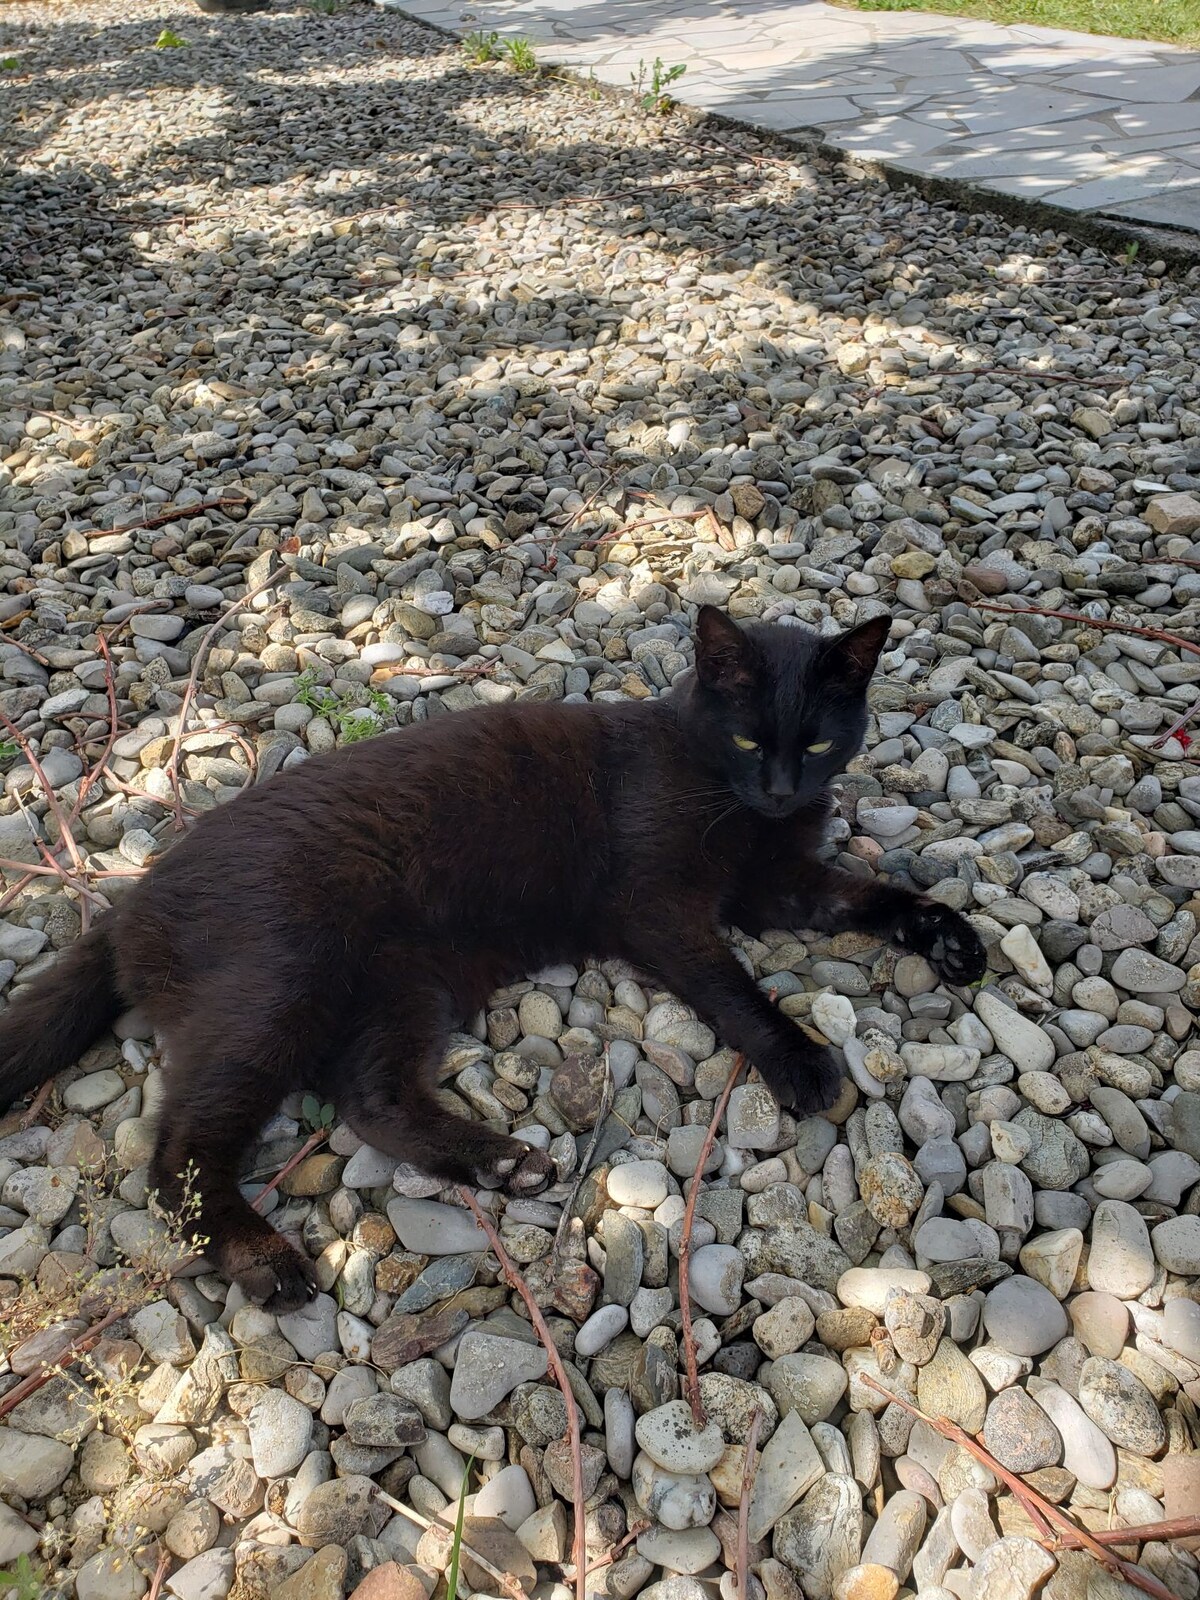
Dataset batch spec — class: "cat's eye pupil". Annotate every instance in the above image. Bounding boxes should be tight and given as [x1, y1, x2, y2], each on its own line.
[807, 739, 833, 754]
[732, 735, 758, 752]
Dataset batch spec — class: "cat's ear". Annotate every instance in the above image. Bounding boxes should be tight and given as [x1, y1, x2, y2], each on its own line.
[823, 615, 891, 688]
[695, 605, 754, 693]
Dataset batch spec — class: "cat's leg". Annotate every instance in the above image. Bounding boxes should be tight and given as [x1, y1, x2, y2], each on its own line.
[150, 1023, 319, 1315]
[624, 921, 842, 1114]
[788, 866, 986, 985]
[335, 980, 556, 1198]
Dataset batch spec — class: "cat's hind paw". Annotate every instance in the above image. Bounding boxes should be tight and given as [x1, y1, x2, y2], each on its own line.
[478, 1142, 556, 1198]
[757, 1037, 844, 1118]
[222, 1232, 319, 1315]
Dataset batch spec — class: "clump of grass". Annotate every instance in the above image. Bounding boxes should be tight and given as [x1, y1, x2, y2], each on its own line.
[308, 0, 341, 12]
[152, 28, 188, 49]
[462, 28, 502, 63]
[632, 57, 686, 112]
[837, 0, 1198, 49]
[504, 37, 538, 74]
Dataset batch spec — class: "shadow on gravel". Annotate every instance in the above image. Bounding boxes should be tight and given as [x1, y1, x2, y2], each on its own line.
[0, 0, 1191, 475]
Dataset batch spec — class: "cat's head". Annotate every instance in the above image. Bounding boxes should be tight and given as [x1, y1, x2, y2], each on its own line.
[684, 605, 890, 818]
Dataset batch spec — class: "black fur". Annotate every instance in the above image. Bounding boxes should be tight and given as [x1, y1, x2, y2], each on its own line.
[0, 607, 984, 1309]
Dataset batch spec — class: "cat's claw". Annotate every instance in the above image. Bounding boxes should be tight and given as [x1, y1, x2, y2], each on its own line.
[897, 903, 986, 986]
[479, 1143, 556, 1197]
[233, 1248, 319, 1316]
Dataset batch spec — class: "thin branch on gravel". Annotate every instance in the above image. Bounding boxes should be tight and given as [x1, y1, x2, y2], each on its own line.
[582, 508, 714, 549]
[1070, 1517, 1200, 1547]
[250, 1128, 328, 1211]
[0, 1304, 126, 1421]
[1152, 694, 1200, 748]
[735, 1407, 762, 1600]
[3, 636, 51, 667]
[18, 1079, 54, 1132]
[970, 369, 1133, 388]
[582, 1521, 650, 1578]
[374, 1493, 528, 1600]
[458, 1186, 586, 1600]
[972, 598, 1200, 657]
[552, 1046, 612, 1258]
[680, 1051, 745, 1428]
[0, 705, 89, 879]
[146, 1545, 171, 1600]
[67, 496, 251, 541]
[74, 631, 121, 820]
[860, 1377, 1175, 1600]
[164, 571, 283, 830]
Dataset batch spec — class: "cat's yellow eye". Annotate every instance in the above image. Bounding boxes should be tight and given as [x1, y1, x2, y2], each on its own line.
[807, 740, 833, 754]
[732, 735, 759, 752]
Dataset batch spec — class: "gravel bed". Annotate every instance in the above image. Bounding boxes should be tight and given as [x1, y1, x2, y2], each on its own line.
[3, 4, 1200, 1600]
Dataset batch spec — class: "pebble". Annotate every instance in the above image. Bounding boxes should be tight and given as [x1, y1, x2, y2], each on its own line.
[449, 1331, 548, 1420]
[248, 1391, 314, 1479]
[635, 1401, 726, 1474]
[1077, 1356, 1167, 1456]
[1030, 1385, 1116, 1490]
[981, 1275, 1069, 1357]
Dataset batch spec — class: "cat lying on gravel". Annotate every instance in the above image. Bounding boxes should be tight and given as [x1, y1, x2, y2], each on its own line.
[0, 605, 984, 1311]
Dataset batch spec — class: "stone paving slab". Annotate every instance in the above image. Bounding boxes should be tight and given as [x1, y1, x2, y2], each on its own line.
[380, 0, 1200, 244]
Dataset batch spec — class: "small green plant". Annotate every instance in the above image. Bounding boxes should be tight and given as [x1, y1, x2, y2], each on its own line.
[444, 1454, 477, 1600]
[152, 28, 188, 49]
[632, 56, 686, 111]
[0, 1554, 42, 1600]
[308, 0, 340, 11]
[1122, 239, 1140, 266]
[462, 28, 503, 62]
[294, 669, 390, 741]
[0, 57, 19, 72]
[301, 1094, 336, 1135]
[503, 37, 538, 74]
[0, 739, 19, 761]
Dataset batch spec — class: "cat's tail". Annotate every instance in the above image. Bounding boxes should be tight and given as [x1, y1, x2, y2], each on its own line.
[0, 924, 122, 1109]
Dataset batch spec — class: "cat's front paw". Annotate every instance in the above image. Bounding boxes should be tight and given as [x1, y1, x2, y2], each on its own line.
[896, 902, 986, 986]
[756, 1031, 844, 1117]
[219, 1230, 319, 1315]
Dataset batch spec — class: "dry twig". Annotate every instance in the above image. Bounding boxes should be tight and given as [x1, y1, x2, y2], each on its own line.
[582, 1521, 650, 1577]
[251, 1129, 328, 1211]
[973, 598, 1199, 658]
[146, 1546, 171, 1600]
[679, 1051, 745, 1427]
[860, 1377, 1175, 1600]
[164, 571, 283, 829]
[67, 496, 251, 541]
[458, 1186, 586, 1600]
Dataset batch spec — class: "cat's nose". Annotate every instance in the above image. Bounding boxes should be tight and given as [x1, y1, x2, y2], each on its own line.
[765, 768, 795, 799]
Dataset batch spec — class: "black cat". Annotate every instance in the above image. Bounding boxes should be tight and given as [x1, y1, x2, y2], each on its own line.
[0, 606, 984, 1310]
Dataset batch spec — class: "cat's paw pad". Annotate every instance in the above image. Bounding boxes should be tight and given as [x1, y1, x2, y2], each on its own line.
[479, 1144, 556, 1197]
[898, 904, 987, 986]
